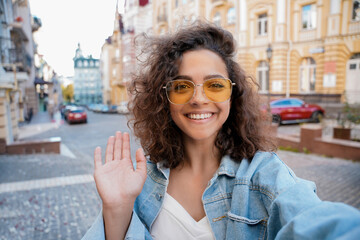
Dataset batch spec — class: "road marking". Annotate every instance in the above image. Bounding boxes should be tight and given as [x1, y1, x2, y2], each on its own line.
[0, 174, 94, 194]
[61, 143, 76, 159]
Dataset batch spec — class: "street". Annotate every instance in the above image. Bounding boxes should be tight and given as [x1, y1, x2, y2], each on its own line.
[0, 111, 360, 240]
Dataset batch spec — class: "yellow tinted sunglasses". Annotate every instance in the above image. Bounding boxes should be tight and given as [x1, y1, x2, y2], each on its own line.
[163, 78, 235, 105]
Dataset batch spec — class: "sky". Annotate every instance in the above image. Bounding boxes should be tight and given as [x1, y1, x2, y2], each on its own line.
[29, 0, 124, 77]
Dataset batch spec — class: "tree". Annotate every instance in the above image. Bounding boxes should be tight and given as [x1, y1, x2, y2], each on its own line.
[61, 84, 74, 103]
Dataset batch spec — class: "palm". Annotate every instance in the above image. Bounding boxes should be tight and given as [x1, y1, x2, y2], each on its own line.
[93, 132, 147, 208]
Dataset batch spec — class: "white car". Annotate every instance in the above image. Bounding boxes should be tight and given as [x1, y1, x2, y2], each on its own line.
[117, 102, 129, 114]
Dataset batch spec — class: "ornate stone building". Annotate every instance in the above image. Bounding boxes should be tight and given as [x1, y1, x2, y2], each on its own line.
[100, 0, 152, 106]
[100, 4, 126, 106]
[152, 0, 360, 104]
[73, 44, 102, 105]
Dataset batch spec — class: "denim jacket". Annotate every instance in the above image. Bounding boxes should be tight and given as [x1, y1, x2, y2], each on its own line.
[83, 152, 360, 239]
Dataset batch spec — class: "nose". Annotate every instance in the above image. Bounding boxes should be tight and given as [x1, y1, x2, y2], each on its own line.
[189, 84, 209, 105]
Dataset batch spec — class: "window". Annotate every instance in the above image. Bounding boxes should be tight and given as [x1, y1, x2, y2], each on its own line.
[256, 61, 269, 92]
[290, 99, 303, 107]
[353, 0, 360, 21]
[213, 12, 221, 26]
[349, 63, 357, 70]
[271, 100, 291, 106]
[258, 13, 268, 36]
[182, 0, 187, 4]
[227, 7, 235, 25]
[299, 58, 316, 92]
[302, 4, 317, 29]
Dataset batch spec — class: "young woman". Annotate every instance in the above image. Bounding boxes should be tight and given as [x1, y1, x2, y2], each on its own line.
[83, 22, 360, 240]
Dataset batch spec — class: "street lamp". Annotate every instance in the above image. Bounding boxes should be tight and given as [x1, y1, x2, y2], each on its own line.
[266, 44, 272, 117]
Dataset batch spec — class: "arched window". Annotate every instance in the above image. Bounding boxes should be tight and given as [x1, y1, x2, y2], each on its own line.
[227, 7, 235, 25]
[299, 58, 316, 92]
[213, 12, 221, 26]
[257, 61, 269, 92]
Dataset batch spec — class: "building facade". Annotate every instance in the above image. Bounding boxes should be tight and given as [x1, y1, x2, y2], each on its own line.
[152, 0, 360, 104]
[100, 0, 152, 106]
[0, 0, 40, 147]
[100, 3, 128, 106]
[73, 44, 102, 105]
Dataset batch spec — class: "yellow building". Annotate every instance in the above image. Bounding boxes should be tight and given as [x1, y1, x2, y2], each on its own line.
[100, 6, 128, 106]
[153, 0, 360, 104]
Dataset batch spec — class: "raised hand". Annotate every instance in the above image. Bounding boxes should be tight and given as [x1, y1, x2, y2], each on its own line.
[93, 131, 147, 210]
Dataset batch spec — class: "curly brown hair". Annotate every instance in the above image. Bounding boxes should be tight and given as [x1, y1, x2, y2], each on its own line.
[128, 21, 276, 168]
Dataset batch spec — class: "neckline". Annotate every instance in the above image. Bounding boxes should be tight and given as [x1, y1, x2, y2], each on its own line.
[165, 192, 207, 224]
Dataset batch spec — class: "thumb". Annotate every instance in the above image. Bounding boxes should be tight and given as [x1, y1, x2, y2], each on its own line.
[135, 148, 147, 177]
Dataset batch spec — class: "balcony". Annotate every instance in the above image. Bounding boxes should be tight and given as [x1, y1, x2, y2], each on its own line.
[9, 21, 28, 41]
[299, 29, 316, 42]
[1, 44, 32, 73]
[349, 21, 360, 35]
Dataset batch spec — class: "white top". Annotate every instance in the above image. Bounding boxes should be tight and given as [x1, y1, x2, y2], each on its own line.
[151, 193, 215, 240]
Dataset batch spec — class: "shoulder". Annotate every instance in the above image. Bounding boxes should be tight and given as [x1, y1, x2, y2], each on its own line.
[235, 151, 310, 199]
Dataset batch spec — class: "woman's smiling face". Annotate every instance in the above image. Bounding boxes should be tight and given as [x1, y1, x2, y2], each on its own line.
[169, 49, 231, 143]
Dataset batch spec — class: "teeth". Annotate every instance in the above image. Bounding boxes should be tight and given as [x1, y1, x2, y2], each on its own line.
[187, 113, 213, 120]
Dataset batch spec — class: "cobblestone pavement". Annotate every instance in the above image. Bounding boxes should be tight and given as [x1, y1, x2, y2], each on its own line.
[0, 112, 359, 239]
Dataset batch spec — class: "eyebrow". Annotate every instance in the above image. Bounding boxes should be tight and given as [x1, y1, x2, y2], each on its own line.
[173, 74, 227, 80]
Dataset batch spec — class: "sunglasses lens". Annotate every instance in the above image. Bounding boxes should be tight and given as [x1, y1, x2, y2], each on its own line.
[166, 80, 194, 104]
[204, 78, 232, 102]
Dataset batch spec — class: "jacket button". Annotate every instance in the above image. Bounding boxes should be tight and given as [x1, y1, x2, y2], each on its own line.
[155, 193, 163, 201]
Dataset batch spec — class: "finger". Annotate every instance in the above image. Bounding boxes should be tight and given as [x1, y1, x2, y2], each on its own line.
[114, 131, 122, 160]
[94, 146, 102, 169]
[122, 132, 131, 161]
[135, 148, 147, 176]
[105, 136, 115, 163]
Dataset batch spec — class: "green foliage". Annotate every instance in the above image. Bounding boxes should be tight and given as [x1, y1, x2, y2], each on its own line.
[278, 146, 300, 152]
[337, 101, 360, 128]
[61, 84, 74, 103]
[302, 147, 310, 154]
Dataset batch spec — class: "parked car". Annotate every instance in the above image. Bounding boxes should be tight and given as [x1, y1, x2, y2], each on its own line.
[101, 105, 118, 114]
[117, 101, 129, 114]
[65, 107, 87, 124]
[269, 98, 325, 124]
[62, 104, 77, 119]
[92, 104, 106, 113]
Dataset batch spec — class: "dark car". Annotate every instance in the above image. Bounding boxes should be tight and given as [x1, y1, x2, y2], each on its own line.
[65, 107, 87, 124]
[270, 98, 325, 124]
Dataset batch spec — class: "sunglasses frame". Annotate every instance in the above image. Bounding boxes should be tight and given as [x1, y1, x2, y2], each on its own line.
[163, 78, 236, 105]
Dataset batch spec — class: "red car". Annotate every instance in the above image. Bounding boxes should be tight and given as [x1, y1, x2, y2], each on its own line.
[65, 107, 87, 124]
[269, 98, 325, 124]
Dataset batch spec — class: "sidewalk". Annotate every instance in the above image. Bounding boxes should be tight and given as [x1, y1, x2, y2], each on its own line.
[18, 111, 63, 140]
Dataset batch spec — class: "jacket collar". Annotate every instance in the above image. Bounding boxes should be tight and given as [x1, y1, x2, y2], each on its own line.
[217, 155, 240, 178]
[156, 155, 240, 179]
[156, 162, 170, 180]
